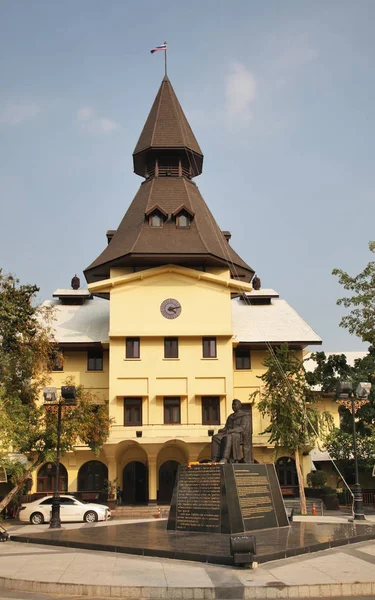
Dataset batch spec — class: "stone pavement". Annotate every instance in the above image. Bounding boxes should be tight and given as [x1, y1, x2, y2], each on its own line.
[0, 515, 374, 599]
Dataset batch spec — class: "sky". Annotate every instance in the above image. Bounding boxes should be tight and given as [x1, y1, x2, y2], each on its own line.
[0, 0, 374, 352]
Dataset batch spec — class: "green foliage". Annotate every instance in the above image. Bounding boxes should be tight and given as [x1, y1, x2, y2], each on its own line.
[0, 270, 113, 512]
[255, 344, 333, 454]
[332, 240, 375, 346]
[0, 454, 27, 486]
[306, 470, 328, 488]
[306, 349, 375, 464]
[305, 352, 352, 393]
[324, 428, 375, 471]
[346, 349, 375, 436]
[103, 477, 119, 498]
[0, 270, 54, 408]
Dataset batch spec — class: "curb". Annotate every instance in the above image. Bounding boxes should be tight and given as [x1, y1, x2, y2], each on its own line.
[1, 576, 375, 599]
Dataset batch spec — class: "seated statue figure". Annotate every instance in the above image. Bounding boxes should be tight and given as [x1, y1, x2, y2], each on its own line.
[211, 399, 252, 464]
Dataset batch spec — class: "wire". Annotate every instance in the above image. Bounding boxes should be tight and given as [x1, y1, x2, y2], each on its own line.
[172, 110, 354, 512]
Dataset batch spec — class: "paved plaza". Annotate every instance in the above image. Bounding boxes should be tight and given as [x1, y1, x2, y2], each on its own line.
[0, 515, 374, 598]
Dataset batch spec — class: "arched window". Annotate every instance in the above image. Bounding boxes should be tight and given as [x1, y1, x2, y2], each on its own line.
[78, 461, 108, 492]
[37, 463, 68, 493]
[275, 457, 298, 487]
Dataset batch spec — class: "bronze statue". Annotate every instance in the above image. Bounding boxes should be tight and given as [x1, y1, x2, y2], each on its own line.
[211, 399, 253, 464]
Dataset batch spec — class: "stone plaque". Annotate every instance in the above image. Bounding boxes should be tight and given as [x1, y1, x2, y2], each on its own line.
[174, 465, 222, 532]
[233, 465, 278, 530]
[167, 463, 289, 534]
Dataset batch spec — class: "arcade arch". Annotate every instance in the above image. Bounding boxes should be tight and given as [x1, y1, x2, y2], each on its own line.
[77, 461, 108, 492]
[117, 442, 148, 505]
[37, 463, 68, 494]
[156, 441, 189, 504]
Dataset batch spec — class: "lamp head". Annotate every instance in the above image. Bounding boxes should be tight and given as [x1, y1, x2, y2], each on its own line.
[43, 387, 57, 403]
[61, 385, 76, 404]
[356, 382, 372, 399]
[336, 381, 353, 398]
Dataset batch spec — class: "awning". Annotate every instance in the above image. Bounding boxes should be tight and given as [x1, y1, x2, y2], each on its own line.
[310, 449, 332, 462]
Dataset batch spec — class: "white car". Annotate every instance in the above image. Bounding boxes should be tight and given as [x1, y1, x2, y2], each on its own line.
[18, 495, 111, 525]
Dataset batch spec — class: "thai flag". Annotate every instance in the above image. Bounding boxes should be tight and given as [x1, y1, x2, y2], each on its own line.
[150, 42, 167, 54]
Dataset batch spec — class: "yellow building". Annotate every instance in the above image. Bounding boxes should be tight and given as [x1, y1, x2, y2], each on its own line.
[35, 76, 328, 505]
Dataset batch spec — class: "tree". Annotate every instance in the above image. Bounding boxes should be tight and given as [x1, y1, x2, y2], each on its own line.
[253, 344, 333, 515]
[332, 241, 375, 346]
[307, 350, 375, 473]
[305, 351, 352, 393]
[0, 270, 112, 513]
[324, 429, 375, 473]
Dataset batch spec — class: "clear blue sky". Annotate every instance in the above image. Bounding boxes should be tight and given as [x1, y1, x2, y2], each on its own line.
[1, 0, 374, 351]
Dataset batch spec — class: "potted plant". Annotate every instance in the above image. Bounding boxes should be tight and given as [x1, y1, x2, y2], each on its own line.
[321, 485, 340, 510]
[103, 478, 119, 510]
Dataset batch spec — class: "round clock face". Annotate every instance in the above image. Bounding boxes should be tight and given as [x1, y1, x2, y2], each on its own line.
[160, 298, 182, 319]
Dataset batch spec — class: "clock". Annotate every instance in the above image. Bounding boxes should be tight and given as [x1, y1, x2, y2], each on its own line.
[160, 298, 182, 319]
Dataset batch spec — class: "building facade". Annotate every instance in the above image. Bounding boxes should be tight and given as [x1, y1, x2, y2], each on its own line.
[32, 76, 334, 504]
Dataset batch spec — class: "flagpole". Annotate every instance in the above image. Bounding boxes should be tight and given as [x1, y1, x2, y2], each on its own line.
[164, 41, 167, 77]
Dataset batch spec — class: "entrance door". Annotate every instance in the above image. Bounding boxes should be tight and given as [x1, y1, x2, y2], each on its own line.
[158, 460, 179, 504]
[122, 461, 148, 504]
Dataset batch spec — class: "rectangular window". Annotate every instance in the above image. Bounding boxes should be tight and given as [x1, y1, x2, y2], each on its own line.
[124, 398, 142, 426]
[126, 337, 140, 359]
[202, 337, 217, 358]
[50, 349, 64, 371]
[87, 349, 103, 371]
[164, 337, 178, 358]
[164, 397, 181, 424]
[202, 396, 220, 425]
[235, 349, 251, 370]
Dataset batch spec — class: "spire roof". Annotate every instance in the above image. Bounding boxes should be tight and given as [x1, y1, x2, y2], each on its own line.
[84, 76, 254, 284]
[133, 76, 203, 177]
[84, 177, 254, 283]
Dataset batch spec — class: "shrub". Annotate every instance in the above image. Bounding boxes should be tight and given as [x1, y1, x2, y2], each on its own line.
[306, 470, 328, 488]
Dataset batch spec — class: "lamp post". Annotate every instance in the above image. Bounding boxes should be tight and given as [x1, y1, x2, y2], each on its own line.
[43, 385, 76, 529]
[336, 381, 371, 521]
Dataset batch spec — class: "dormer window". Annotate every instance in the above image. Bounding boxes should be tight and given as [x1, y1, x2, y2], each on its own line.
[172, 205, 194, 229]
[176, 214, 189, 228]
[150, 214, 163, 227]
[145, 205, 168, 228]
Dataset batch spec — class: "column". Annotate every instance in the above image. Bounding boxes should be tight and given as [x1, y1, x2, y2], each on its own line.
[148, 455, 157, 505]
[103, 445, 118, 486]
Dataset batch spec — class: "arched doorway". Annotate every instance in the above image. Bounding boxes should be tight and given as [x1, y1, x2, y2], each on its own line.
[37, 463, 68, 494]
[158, 460, 179, 504]
[122, 461, 148, 504]
[275, 457, 298, 487]
[78, 461, 108, 492]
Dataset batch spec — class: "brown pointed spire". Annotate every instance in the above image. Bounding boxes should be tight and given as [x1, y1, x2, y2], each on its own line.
[133, 76, 203, 178]
[84, 77, 254, 285]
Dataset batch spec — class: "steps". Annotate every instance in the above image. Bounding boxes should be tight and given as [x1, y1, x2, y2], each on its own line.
[284, 498, 324, 515]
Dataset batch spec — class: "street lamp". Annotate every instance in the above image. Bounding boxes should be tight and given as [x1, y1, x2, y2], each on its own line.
[43, 385, 76, 529]
[336, 381, 372, 521]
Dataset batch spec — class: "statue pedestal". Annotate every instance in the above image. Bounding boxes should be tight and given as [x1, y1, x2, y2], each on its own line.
[167, 463, 289, 534]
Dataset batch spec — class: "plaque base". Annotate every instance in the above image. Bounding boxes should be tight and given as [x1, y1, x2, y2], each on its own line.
[167, 463, 289, 534]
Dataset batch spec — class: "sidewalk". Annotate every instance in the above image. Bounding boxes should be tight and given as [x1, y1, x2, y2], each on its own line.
[0, 515, 375, 599]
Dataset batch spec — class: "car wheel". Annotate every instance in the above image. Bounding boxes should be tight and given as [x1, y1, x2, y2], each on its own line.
[30, 512, 44, 525]
[84, 510, 98, 523]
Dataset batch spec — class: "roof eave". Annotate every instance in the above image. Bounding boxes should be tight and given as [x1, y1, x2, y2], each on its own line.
[88, 264, 254, 294]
